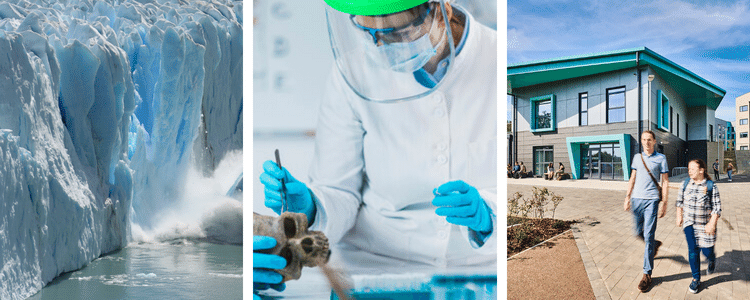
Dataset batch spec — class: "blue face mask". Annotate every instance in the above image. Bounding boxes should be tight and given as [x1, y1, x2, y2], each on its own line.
[375, 33, 437, 73]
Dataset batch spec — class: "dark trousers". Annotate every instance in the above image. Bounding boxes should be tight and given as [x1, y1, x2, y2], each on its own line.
[714, 170, 720, 180]
[684, 225, 715, 281]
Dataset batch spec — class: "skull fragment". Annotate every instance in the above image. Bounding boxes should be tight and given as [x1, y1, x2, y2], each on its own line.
[253, 212, 331, 282]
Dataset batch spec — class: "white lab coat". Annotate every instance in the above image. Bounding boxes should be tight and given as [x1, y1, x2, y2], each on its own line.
[308, 11, 497, 269]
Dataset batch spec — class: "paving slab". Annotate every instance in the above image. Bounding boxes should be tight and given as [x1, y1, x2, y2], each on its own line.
[508, 173, 750, 299]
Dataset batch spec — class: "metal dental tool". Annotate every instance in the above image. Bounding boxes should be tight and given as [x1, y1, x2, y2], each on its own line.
[275, 149, 287, 213]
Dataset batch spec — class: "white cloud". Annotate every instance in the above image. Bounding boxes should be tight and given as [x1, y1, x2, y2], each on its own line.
[508, 0, 750, 58]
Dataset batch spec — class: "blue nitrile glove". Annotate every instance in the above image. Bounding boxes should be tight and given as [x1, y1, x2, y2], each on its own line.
[254, 236, 286, 299]
[260, 160, 316, 223]
[432, 180, 493, 234]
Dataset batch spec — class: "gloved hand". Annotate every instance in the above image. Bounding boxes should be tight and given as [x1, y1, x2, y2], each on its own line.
[432, 180, 493, 234]
[254, 236, 287, 299]
[260, 160, 316, 223]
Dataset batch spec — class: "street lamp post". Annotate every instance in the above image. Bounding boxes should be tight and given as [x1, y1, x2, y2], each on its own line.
[718, 125, 723, 169]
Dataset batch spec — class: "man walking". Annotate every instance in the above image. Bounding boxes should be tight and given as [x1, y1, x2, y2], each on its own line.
[624, 130, 669, 292]
[712, 159, 720, 181]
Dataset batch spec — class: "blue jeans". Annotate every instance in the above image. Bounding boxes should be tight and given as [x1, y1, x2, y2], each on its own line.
[684, 225, 715, 281]
[728, 170, 733, 180]
[631, 198, 659, 275]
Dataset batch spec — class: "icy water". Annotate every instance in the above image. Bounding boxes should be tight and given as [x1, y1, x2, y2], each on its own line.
[28, 242, 242, 300]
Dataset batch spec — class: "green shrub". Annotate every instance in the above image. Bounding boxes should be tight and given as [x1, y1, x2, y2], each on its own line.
[507, 186, 564, 220]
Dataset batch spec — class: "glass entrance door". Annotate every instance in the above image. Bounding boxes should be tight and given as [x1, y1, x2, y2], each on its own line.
[581, 143, 623, 180]
[589, 146, 600, 179]
[534, 146, 554, 177]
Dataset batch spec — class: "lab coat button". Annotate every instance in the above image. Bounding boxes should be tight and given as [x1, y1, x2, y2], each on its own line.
[434, 94, 445, 104]
[437, 155, 447, 164]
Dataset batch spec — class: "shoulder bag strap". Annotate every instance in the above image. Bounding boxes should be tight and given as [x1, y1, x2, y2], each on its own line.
[640, 153, 662, 192]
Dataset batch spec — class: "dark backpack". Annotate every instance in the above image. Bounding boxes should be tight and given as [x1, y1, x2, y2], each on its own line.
[681, 178, 714, 203]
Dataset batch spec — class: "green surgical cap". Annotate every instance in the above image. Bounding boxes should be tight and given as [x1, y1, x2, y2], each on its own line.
[323, 0, 429, 16]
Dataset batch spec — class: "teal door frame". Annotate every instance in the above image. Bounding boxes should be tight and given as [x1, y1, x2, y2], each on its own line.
[566, 134, 632, 181]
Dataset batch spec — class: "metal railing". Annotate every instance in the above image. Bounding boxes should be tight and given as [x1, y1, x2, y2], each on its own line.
[671, 167, 688, 177]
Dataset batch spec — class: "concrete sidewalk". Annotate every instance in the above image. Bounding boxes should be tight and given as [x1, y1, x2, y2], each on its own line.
[508, 173, 750, 300]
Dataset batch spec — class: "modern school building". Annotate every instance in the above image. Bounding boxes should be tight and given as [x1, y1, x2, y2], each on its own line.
[508, 47, 726, 180]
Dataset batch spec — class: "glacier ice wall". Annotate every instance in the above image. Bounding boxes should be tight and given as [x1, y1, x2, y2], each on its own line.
[122, 0, 243, 233]
[0, 0, 242, 298]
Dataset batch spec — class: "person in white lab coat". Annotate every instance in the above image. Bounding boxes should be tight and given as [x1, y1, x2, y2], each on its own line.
[254, 0, 496, 296]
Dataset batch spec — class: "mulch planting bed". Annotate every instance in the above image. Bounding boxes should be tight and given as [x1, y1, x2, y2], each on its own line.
[507, 217, 575, 257]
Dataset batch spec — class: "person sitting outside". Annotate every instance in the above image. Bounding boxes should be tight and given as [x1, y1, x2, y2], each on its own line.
[520, 162, 528, 177]
[507, 163, 513, 178]
[554, 163, 566, 180]
[513, 162, 529, 179]
[512, 161, 521, 178]
[544, 162, 555, 180]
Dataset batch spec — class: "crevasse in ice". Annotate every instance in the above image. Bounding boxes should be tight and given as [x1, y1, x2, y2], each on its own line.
[0, 0, 242, 298]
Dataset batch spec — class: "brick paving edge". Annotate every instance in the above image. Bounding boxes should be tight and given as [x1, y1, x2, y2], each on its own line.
[507, 228, 572, 261]
[571, 224, 612, 300]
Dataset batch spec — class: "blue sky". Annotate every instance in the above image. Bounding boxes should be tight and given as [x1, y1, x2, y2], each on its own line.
[507, 0, 750, 122]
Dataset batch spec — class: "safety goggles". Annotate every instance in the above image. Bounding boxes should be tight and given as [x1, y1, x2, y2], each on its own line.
[349, 4, 431, 45]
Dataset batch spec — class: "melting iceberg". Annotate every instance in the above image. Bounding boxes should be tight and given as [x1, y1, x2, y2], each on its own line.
[0, 0, 242, 298]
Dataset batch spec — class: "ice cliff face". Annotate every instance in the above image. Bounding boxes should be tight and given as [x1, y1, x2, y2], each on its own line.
[0, 0, 242, 298]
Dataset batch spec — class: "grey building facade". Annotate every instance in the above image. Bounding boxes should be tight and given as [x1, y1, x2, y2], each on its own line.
[509, 48, 726, 180]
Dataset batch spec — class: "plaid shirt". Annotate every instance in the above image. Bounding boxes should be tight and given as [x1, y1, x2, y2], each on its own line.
[676, 179, 722, 248]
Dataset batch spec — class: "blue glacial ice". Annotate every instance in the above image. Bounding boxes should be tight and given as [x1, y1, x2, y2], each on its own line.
[0, 0, 242, 298]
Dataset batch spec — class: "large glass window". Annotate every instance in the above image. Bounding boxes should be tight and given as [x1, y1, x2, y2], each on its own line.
[741, 119, 749, 125]
[579, 93, 588, 126]
[741, 132, 749, 138]
[530, 94, 556, 132]
[677, 114, 680, 138]
[607, 87, 625, 123]
[533, 146, 554, 177]
[657, 90, 670, 131]
[742, 146, 749, 150]
[536, 100, 551, 129]
[741, 105, 748, 112]
[710, 125, 714, 142]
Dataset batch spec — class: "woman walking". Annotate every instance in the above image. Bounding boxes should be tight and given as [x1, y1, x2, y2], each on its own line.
[726, 162, 734, 182]
[676, 159, 721, 294]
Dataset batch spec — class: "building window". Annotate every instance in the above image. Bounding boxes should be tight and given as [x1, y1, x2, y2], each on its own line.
[657, 90, 670, 131]
[741, 132, 749, 138]
[669, 106, 674, 133]
[607, 87, 625, 123]
[742, 146, 749, 150]
[530, 94, 556, 132]
[710, 125, 714, 142]
[533, 146, 554, 177]
[741, 105, 748, 112]
[579, 93, 588, 126]
[741, 119, 749, 125]
[677, 113, 680, 138]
